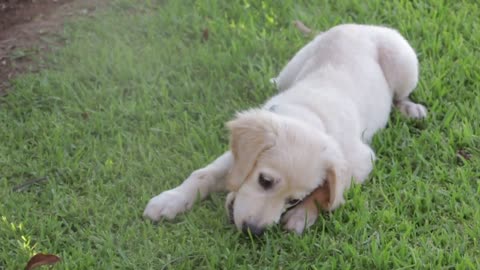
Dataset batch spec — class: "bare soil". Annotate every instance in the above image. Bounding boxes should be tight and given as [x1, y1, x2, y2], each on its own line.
[0, 0, 105, 95]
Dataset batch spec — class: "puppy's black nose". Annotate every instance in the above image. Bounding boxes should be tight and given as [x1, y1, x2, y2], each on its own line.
[242, 222, 265, 236]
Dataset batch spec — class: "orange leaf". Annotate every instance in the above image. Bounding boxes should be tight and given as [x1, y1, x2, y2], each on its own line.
[25, 253, 61, 270]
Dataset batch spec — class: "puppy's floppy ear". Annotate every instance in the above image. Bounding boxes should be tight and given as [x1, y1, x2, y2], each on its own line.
[226, 109, 277, 191]
[320, 141, 373, 211]
[323, 163, 350, 211]
[323, 168, 340, 210]
[306, 168, 339, 211]
[309, 157, 350, 211]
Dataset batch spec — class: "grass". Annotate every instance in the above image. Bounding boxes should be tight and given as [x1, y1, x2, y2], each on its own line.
[1, 0, 479, 269]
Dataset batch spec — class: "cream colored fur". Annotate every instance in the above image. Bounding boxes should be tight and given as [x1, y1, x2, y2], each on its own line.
[143, 24, 427, 234]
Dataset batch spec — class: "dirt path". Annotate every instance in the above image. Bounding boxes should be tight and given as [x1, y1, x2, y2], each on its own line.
[0, 0, 106, 95]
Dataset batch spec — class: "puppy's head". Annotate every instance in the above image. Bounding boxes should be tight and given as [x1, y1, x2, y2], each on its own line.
[225, 109, 349, 235]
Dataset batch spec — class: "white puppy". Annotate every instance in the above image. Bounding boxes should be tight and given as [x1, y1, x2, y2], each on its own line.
[144, 24, 427, 235]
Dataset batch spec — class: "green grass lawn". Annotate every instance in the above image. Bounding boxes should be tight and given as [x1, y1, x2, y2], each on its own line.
[1, 0, 480, 269]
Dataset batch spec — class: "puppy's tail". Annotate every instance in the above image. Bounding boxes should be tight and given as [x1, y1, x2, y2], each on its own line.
[293, 20, 322, 36]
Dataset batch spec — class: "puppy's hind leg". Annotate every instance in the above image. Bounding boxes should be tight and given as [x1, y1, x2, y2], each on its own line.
[377, 28, 428, 119]
[143, 152, 233, 221]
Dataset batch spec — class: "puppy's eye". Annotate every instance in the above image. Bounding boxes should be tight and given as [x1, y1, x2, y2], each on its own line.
[258, 173, 274, 189]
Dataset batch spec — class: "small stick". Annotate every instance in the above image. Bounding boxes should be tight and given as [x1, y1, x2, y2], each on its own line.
[13, 177, 48, 192]
[294, 20, 313, 35]
[293, 20, 323, 37]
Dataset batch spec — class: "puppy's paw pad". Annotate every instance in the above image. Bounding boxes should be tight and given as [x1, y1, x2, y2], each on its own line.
[281, 207, 317, 234]
[143, 190, 191, 221]
[397, 100, 427, 119]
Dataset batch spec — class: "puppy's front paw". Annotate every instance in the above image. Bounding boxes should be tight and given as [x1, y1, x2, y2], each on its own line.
[269, 77, 278, 85]
[281, 205, 318, 234]
[143, 189, 192, 221]
[396, 100, 427, 119]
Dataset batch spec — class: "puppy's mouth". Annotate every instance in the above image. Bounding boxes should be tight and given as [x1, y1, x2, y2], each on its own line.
[282, 181, 326, 214]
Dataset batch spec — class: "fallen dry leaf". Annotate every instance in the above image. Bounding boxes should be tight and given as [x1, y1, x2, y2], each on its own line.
[457, 149, 472, 161]
[25, 253, 61, 270]
[202, 28, 209, 42]
[81, 111, 89, 120]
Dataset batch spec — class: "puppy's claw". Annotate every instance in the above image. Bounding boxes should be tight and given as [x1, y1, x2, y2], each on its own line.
[270, 77, 278, 86]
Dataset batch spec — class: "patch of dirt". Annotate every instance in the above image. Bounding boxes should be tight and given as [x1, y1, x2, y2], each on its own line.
[0, 0, 107, 95]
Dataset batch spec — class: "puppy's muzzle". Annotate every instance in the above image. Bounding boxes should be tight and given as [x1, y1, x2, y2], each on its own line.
[227, 196, 264, 236]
